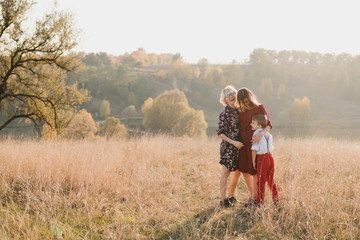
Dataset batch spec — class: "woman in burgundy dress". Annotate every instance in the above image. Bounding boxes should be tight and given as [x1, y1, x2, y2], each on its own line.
[236, 87, 272, 204]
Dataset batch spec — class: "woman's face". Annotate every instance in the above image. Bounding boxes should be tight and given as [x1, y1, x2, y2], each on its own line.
[240, 98, 250, 109]
[225, 91, 236, 107]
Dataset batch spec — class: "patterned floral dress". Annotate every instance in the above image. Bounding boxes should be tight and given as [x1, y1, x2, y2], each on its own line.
[216, 105, 241, 171]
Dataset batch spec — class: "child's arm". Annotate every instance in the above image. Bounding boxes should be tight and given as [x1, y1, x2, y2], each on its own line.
[251, 149, 257, 169]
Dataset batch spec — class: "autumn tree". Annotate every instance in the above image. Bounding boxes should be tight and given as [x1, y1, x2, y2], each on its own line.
[0, 0, 89, 134]
[127, 92, 137, 106]
[197, 58, 211, 79]
[102, 116, 127, 138]
[121, 105, 136, 118]
[121, 54, 142, 68]
[172, 107, 208, 138]
[259, 78, 273, 98]
[83, 52, 111, 66]
[290, 97, 312, 124]
[100, 100, 110, 118]
[207, 65, 225, 86]
[142, 89, 207, 137]
[42, 122, 58, 140]
[277, 83, 288, 100]
[223, 61, 244, 85]
[63, 109, 99, 139]
[168, 53, 193, 85]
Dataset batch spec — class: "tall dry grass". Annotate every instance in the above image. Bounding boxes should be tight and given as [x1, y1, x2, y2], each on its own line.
[0, 135, 359, 239]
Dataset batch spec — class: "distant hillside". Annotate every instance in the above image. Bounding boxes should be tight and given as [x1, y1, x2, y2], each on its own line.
[130, 63, 360, 139]
[2, 49, 360, 139]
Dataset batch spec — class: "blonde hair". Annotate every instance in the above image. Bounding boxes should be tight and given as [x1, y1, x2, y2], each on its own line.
[219, 85, 237, 106]
[237, 87, 260, 112]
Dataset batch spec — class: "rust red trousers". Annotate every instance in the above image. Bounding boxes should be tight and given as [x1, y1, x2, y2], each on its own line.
[256, 152, 279, 204]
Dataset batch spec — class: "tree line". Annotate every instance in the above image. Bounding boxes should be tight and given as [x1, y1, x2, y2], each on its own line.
[68, 48, 360, 130]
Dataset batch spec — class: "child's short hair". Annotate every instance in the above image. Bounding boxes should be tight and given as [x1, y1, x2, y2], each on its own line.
[252, 114, 268, 128]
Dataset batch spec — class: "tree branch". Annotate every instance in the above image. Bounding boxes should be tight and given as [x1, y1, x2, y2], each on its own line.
[0, 113, 35, 131]
[8, 93, 58, 124]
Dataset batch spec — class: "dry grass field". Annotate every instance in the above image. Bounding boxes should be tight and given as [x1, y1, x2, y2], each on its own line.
[0, 135, 359, 239]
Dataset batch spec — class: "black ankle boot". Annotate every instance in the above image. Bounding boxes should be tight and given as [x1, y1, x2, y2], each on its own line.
[220, 198, 233, 208]
[227, 196, 237, 204]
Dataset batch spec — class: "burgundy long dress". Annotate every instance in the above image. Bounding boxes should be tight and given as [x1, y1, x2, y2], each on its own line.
[238, 104, 272, 175]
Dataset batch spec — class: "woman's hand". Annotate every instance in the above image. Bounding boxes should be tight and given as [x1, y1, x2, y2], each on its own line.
[252, 126, 271, 144]
[219, 134, 244, 149]
[251, 132, 264, 145]
[232, 141, 244, 149]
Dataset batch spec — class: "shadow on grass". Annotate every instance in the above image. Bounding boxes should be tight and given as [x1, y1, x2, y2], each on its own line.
[156, 205, 256, 240]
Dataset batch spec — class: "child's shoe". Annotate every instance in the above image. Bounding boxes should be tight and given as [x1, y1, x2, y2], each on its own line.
[242, 198, 256, 208]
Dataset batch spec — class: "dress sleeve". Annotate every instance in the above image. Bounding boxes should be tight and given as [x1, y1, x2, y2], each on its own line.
[216, 111, 228, 136]
[259, 105, 272, 129]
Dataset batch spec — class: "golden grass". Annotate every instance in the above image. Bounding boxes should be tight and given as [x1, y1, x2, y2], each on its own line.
[0, 135, 359, 239]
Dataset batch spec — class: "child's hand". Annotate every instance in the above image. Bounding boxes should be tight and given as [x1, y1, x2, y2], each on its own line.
[233, 141, 244, 149]
[252, 159, 256, 169]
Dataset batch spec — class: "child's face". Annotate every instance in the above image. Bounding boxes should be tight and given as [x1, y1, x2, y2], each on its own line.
[251, 120, 262, 131]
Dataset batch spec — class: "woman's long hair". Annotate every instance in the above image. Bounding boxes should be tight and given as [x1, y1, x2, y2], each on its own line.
[237, 87, 260, 112]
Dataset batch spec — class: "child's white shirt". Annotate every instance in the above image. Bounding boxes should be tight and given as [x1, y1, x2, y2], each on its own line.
[251, 128, 274, 155]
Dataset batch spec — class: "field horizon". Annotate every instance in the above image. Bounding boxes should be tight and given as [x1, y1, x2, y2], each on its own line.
[0, 135, 359, 239]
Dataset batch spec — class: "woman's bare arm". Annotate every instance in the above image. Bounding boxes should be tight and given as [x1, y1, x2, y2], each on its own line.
[219, 134, 244, 149]
[251, 125, 271, 144]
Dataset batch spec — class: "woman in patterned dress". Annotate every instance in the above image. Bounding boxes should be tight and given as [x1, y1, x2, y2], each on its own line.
[216, 86, 244, 208]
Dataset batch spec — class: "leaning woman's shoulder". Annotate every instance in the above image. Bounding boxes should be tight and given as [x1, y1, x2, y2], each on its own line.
[253, 104, 266, 114]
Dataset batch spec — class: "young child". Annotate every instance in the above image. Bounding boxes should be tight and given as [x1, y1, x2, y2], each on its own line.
[250, 114, 279, 205]
[216, 86, 243, 208]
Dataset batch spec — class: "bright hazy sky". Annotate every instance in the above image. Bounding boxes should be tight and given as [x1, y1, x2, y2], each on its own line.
[31, 0, 360, 64]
